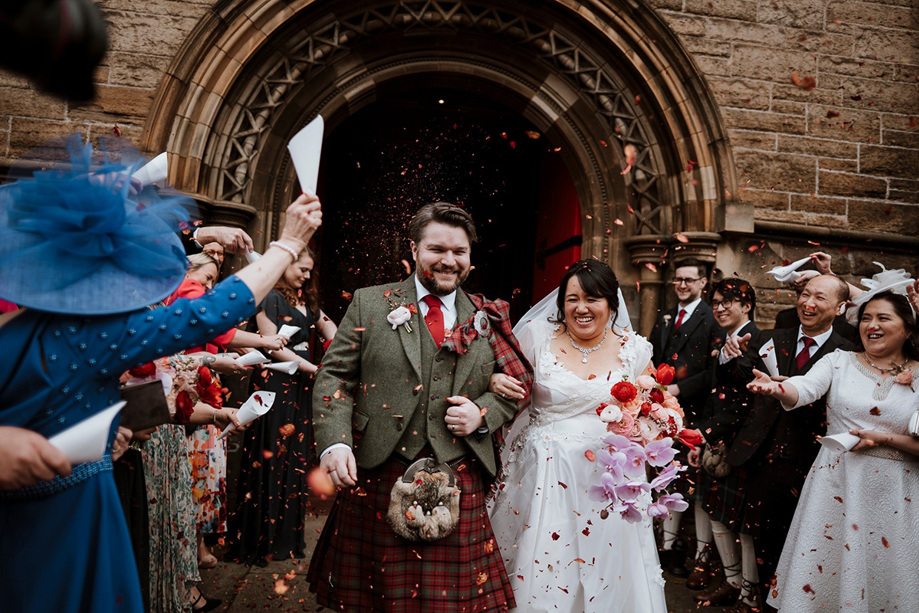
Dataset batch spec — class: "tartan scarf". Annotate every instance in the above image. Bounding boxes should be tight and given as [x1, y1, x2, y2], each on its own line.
[442, 292, 534, 444]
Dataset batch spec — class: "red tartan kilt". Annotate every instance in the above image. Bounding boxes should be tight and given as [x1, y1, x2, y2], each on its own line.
[699, 465, 748, 532]
[307, 456, 515, 612]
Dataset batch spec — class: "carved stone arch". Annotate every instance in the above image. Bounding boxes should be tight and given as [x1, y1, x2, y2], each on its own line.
[144, 0, 738, 332]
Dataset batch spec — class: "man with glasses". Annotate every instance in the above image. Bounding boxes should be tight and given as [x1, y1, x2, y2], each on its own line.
[650, 258, 723, 578]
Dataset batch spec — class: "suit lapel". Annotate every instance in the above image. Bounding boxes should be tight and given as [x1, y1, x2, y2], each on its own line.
[660, 309, 675, 351]
[451, 291, 480, 395]
[396, 276, 422, 380]
[775, 329, 798, 376]
[799, 332, 841, 375]
[669, 305, 704, 354]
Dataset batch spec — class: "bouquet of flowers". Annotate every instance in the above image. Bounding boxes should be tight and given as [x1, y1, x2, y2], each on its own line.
[589, 364, 698, 523]
[122, 355, 224, 425]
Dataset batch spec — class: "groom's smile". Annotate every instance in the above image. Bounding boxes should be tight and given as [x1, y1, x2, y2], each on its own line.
[411, 221, 471, 296]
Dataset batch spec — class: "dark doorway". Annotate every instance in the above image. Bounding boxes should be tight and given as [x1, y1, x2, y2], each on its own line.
[316, 85, 579, 324]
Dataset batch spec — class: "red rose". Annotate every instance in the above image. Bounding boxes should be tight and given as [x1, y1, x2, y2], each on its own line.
[197, 366, 212, 388]
[649, 387, 665, 404]
[129, 362, 156, 379]
[640, 402, 652, 416]
[677, 428, 704, 450]
[655, 363, 676, 386]
[175, 391, 195, 424]
[611, 381, 638, 403]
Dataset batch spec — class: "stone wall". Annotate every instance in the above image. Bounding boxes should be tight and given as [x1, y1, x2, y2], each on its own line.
[647, 0, 919, 234]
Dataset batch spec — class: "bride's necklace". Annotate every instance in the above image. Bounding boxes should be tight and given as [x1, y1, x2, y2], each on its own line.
[863, 352, 907, 374]
[566, 327, 609, 363]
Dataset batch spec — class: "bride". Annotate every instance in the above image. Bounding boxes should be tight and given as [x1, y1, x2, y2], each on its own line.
[488, 259, 667, 612]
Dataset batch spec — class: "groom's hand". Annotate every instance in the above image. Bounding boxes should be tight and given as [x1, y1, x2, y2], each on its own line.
[445, 396, 484, 437]
[320, 447, 357, 488]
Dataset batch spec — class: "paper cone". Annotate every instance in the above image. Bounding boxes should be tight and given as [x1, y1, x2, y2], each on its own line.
[758, 338, 780, 378]
[818, 432, 860, 453]
[236, 350, 270, 366]
[265, 361, 298, 375]
[766, 256, 812, 283]
[218, 391, 276, 439]
[245, 250, 262, 264]
[49, 401, 126, 463]
[287, 115, 324, 195]
[278, 324, 300, 339]
[131, 152, 168, 187]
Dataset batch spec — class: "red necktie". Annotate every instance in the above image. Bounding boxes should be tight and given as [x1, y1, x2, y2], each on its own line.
[795, 336, 816, 371]
[422, 295, 445, 346]
[674, 308, 686, 330]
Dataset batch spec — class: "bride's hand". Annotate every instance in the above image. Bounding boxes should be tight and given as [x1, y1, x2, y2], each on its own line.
[489, 373, 526, 400]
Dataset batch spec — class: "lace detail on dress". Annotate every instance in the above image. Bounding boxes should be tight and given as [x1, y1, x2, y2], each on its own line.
[849, 352, 916, 402]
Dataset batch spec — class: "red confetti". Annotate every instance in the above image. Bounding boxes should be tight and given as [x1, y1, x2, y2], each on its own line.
[803, 584, 815, 594]
[551, 532, 560, 541]
[870, 407, 881, 416]
[882, 537, 890, 548]
[791, 72, 817, 91]
[621, 144, 638, 175]
[585, 450, 596, 462]
[112, 125, 122, 138]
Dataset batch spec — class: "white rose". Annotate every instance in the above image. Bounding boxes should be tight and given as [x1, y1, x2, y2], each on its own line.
[599, 404, 623, 423]
[387, 306, 412, 329]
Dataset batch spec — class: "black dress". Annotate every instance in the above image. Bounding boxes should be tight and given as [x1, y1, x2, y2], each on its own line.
[227, 290, 315, 565]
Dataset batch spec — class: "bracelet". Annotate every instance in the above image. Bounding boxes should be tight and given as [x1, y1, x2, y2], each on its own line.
[269, 240, 300, 261]
[212, 410, 218, 425]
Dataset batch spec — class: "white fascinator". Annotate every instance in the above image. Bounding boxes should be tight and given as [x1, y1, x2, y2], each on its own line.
[845, 262, 915, 325]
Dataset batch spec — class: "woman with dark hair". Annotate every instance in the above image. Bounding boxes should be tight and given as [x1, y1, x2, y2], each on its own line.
[228, 247, 338, 566]
[748, 267, 919, 612]
[488, 259, 668, 612]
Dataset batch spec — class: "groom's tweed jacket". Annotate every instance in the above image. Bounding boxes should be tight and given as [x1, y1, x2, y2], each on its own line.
[312, 275, 518, 477]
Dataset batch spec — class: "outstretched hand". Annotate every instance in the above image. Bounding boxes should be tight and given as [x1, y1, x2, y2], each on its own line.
[320, 447, 357, 488]
[722, 333, 752, 361]
[747, 368, 779, 396]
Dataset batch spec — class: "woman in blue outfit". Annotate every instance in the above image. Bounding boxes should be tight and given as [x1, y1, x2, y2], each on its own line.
[0, 135, 322, 613]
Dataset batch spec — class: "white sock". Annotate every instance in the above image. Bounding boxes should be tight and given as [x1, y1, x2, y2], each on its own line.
[710, 519, 741, 588]
[662, 510, 682, 550]
[740, 533, 760, 603]
[694, 505, 713, 559]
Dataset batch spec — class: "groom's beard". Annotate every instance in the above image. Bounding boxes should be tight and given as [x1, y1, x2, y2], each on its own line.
[417, 264, 469, 296]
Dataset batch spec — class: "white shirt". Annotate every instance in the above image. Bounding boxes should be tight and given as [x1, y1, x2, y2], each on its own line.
[414, 276, 458, 330]
[718, 319, 754, 365]
[796, 325, 833, 355]
[675, 297, 702, 324]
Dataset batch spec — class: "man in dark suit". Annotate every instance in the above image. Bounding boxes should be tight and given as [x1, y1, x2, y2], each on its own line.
[726, 274, 855, 612]
[689, 278, 764, 608]
[650, 259, 724, 575]
[307, 203, 528, 611]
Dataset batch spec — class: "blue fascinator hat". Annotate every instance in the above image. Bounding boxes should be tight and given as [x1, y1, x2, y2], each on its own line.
[0, 134, 192, 315]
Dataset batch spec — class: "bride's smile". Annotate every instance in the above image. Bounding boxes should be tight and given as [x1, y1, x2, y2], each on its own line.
[564, 277, 612, 344]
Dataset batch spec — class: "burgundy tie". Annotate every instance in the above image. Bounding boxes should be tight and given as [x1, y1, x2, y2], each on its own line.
[795, 336, 816, 371]
[674, 308, 686, 330]
[422, 295, 445, 346]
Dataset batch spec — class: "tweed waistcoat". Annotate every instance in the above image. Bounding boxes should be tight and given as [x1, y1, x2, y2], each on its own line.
[396, 324, 466, 463]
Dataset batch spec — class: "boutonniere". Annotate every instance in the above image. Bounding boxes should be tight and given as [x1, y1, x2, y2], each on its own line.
[384, 289, 415, 333]
[663, 314, 672, 325]
[893, 364, 914, 392]
[473, 310, 490, 336]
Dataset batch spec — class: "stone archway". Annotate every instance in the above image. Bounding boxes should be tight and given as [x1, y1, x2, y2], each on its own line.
[144, 0, 738, 334]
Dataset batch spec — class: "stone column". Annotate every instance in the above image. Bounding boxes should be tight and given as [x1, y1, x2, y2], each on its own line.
[624, 235, 670, 337]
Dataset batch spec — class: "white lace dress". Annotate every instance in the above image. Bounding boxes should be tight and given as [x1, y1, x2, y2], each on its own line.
[768, 350, 919, 613]
[488, 320, 667, 613]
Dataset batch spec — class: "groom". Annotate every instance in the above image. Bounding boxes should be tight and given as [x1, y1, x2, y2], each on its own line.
[307, 202, 528, 611]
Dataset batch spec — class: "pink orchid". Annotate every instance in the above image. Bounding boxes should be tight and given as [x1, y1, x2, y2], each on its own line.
[650, 462, 685, 491]
[619, 501, 643, 524]
[657, 492, 689, 513]
[588, 472, 618, 503]
[614, 480, 651, 502]
[647, 502, 671, 519]
[603, 433, 634, 452]
[644, 438, 676, 467]
[622, 445, 648, 477]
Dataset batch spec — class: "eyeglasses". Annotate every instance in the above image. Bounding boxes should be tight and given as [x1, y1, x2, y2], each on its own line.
[711, 299, 735, 310]
[671, 277, 702, 286]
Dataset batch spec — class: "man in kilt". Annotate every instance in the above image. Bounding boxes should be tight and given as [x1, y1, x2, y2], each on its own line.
[308, 202, 531, 612]
[689, 278, 763, 611]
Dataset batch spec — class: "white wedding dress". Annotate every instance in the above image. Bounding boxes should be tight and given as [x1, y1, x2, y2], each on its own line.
[488, 319, 667, 613]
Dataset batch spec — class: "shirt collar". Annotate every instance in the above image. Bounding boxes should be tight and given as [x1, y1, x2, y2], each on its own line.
[729, 319, 752, 337]
[414, 275, 457, 313]
[677, 297, 702, 320]
[798, 324, 833, 349]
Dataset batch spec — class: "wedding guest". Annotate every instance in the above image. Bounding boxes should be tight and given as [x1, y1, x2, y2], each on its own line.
[749, 273, 919, 613]
[0, 134, 322, 613]
[724, 273, 855, 606]
[690, 278, 763, 610]
[649, 258, 723, 576]
[228, 247, 337, 566]
[489, 259, 668, 612]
